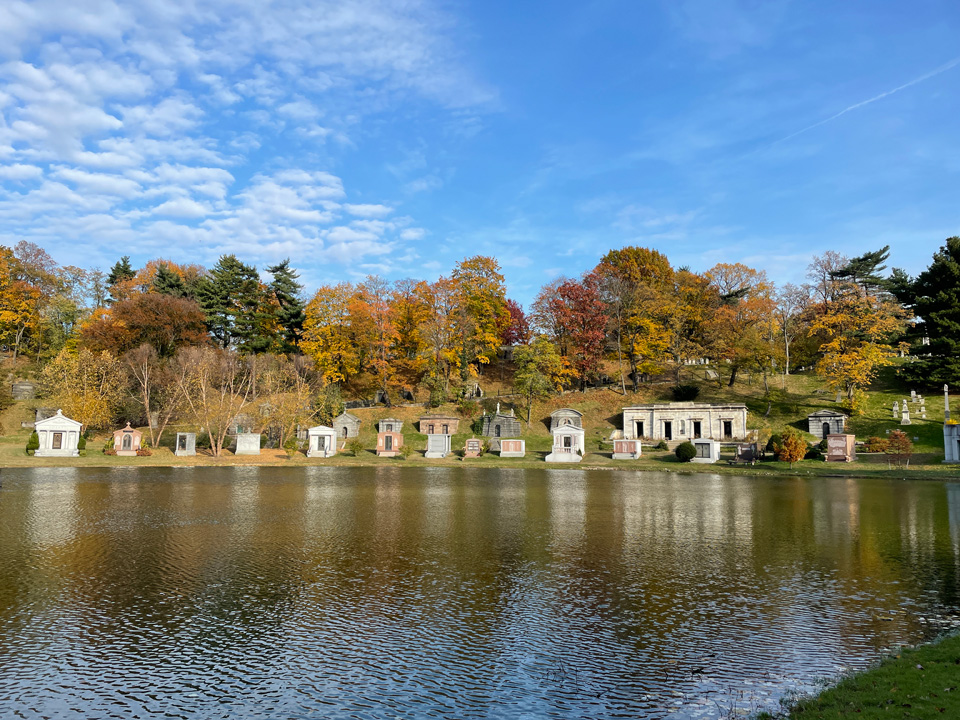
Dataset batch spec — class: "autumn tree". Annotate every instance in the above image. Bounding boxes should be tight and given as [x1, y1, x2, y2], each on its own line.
[513, 335, 567, 421]
[418, 277, 460, 395]
[532, 273, 607, 390]
[81, 293, 209, 357]
[885, 429, 913, 469]
[773, 429, 807, 468]
[354, 275, 398, 405]
[502, 299, 531, 345]
[392, 279, 430, 390]
[173, 346, 253, 456]
[259, 355, 319, 447]
[106, 256, 136, 304]
[38, 348, 126, 430]
[0, 247, 42, 362]
[451, 256, 509, 378]
[302, 283, 359, 385]
[595, 247, 674, 391]
[124, 344, 185, 446]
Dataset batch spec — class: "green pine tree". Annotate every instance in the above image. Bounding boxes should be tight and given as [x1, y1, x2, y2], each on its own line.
[195, 255, 272, 353]
[901, 237, 960, 385]
[106, 256, 136, 304]
[153, 264, 187, 297]
[267, 259, 306, 354]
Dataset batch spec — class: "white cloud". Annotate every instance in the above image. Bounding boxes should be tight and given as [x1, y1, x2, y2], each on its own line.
[152, 197, 211, 218]
[0, 164, 43, 180]
[345, 203, 393, 218]
[400, 227, 426, 240]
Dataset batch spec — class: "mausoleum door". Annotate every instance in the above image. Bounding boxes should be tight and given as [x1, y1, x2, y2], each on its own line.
[319, 436, 326, 451]
[385, 435, 393, 451]
[495, 425, 500, 437]
[723, 421, 733, 439]
[693, 421, 701, 439]
[822, 422, 830, 440]
[664, 421, 672, 441]
[122, 435, 131, 451]
[178, 435, 186, 451]
[52, 432, 63, 450]
[635, 421, 644, 438]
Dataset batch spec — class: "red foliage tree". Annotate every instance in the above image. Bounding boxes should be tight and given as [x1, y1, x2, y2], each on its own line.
[82, 293, 209, 357]
[502, 299, 531, 345]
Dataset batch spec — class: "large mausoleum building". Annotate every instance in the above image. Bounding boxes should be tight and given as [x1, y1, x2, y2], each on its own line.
[622, 403, 748, 443]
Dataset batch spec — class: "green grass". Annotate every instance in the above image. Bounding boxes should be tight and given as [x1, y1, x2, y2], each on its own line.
[759, 633, 960, 719]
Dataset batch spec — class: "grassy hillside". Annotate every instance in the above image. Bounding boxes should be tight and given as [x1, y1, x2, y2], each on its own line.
[1, 359, 955, 476]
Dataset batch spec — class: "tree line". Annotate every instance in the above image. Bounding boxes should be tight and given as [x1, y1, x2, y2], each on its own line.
[2, 238, 959, 447]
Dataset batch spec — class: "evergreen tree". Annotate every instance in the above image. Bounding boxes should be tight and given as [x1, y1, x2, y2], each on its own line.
[153, 264, 187, 298]
[267, 259, 306, 354]
[902, 237, 960, 385]
[106, 256, 136, 304]
[830, 245, 891, 295]
[195, 255, 271, 352]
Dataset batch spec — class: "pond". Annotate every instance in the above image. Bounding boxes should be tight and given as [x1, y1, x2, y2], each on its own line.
[1, 467, 958, 719]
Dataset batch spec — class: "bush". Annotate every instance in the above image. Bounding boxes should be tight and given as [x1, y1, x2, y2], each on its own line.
[655, 440, 669, 451]
[675, 441, 696, 462]
[77, 435, 87, 451]
[457, 399, 480, 418]
[886, 430, 913, 468]
[773, 429, 807, 467]
[765, 434, 782, 454]
[804, 446, 823, 460]
[25, 431, 39, 456]
[399, 444, 414, 460]
[136, 447, 152, 456]
[346, 438, 365, 457]
[864, 436, 889, 453]
[196, 433, 212, 449]
[672, 384, 700, 402]
[102, 439, 115, 455]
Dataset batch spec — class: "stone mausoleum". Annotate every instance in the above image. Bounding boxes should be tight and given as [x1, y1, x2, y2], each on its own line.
[333, 412, 361, 440]
[419, 414, 459, 435]
[307, 425, 338, 458]
[807, 409, 847, 439]
[175, 432, 196, 457]
[481, 406, 523, 438]
[622, 403, 748, 443]
[34, 410, 82, 457]
[112, 423, 142, 456]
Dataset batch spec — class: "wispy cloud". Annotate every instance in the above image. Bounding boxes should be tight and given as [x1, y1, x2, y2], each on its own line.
[771, 56, 960, 147]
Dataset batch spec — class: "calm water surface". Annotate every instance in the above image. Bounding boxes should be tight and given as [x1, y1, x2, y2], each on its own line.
[1, 467, 959, 719]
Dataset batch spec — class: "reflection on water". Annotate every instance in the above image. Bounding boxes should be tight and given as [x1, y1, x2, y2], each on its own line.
[0, 468, 958, 719]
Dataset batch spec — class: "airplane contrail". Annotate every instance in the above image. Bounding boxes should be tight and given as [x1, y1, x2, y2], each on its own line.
[771, 55, 960, 147]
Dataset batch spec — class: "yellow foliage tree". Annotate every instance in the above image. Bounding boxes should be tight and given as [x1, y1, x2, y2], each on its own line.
[38, 348, 126, 430]
[301, 283, 359, 385]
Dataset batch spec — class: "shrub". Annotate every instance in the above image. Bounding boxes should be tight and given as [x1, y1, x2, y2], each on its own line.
[196, 433, 212, 449]
[25, 431, 39, 456]
[283, 436, 299, 456]
[399, 444, 414, 460]
[346, 438, 365, 457]
[102, 439, 115, 455]
[765, 434, 782, 454]
[77, 435, 87, 451]
[773, 429, 807, 467]
[471, 416, 485, 435]
[457, 399, 480, 418]
[672, 384, 700, 402]
[675, 441, 696, 462]
[804, 446, 823, 460]
[136, 447, 152, 456]
[886, 430, 913, 468]
[655, 440, 669, 451]
[864, 436, 889, 453]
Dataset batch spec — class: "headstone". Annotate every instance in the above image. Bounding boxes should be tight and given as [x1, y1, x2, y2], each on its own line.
[464, 438, 482, 458]
[893, 401, 899, 418]
[911, 390, 917, 400]
[690, 439, 720, 464]
[945, 384, 951, 423]
[175, 432, 196, 456]
[499, 439, 525, 458]
[11, 382, 35, 400]
[234, 433, 261, 455]
[612, 439, 641, 460]
[826, 434, 856, 462]
[705, 369, 719, 380]
[901, 403, 911, 425]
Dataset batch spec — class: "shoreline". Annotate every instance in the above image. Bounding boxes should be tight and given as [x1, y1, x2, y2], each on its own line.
[759, 632, 960, 718]
[3, 446, 956, 480]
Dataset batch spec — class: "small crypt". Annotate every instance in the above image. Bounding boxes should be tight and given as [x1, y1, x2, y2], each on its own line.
[546, 424, 585, 463]
[499, 439, 525, 458]
[807, 409, 847, 439]
[307, 425, 338, 458]
[419, 414, 459, 435]
[175, 432, 196, 457]
[333, 412, 361, 440]
[481, 404, 523, 438]
[690, 438, 720, 464]
[113, 423, 142, 456]
[549, 408, 583, 432]
[612, 439, 641, 460]
[377, 428, 403, 457]
[34, 409, 82, 457]
[234, 433, 261, 455]
[424, 433, 452, 459]
[378, 418, 404, 434]
[944, 385, 959, 463]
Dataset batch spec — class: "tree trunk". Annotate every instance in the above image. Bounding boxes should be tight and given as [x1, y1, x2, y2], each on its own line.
[728, 366, 739, 387]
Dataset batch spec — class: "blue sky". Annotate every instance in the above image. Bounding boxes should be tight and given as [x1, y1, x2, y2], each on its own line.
[1, 0, 958, 306]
